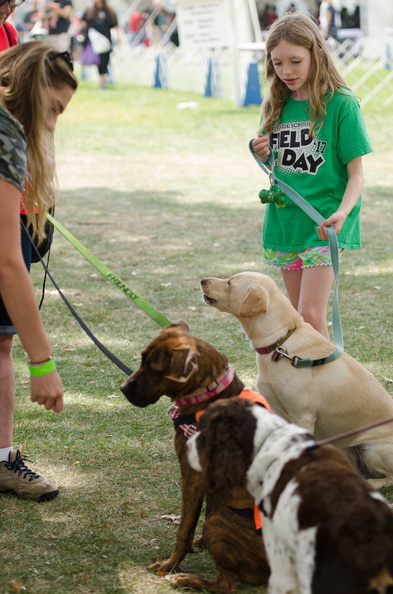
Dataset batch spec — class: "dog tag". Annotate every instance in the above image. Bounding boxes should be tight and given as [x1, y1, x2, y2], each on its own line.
[272, 349, 281, 362]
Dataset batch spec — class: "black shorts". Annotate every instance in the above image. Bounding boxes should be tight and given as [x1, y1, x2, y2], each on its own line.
[0, 215, 32, 335]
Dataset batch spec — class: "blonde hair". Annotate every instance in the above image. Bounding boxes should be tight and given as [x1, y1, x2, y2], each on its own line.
[261, 12, 350, 137]
[0, 41, 78, 241]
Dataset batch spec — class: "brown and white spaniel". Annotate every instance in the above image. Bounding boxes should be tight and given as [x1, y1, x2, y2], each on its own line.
[188, 398, 393, 594]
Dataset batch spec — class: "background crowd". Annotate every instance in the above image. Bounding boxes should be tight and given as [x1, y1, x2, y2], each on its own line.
[8, 0, 363, 55]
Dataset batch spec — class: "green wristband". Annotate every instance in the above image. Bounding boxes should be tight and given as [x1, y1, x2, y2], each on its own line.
[29, 359, 57, 377]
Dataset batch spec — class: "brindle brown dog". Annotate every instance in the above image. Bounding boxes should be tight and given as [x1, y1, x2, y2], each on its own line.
[121, 321, 270, 593]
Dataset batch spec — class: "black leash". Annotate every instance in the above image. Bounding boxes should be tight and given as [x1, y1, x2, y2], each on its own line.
[21, 218, 133, 376]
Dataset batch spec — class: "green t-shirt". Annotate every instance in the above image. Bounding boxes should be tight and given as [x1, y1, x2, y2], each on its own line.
[262, 90, 373, 251]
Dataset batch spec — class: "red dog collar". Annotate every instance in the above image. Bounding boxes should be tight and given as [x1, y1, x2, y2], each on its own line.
[255, 327, 296, 355]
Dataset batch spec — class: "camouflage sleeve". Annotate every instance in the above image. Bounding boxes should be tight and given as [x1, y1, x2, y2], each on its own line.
[0, 105, 27, 193]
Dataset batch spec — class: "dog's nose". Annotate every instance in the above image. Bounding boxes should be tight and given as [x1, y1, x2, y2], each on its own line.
[200, 278, 207, 286]
[120, 380, 131, 399]
[120, 373, 135, 399]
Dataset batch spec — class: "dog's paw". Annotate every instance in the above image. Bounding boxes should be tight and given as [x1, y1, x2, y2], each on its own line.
[167, 573, 237, 593]
[193, 536, 205, 548]
[167, 573, 206, 589]
[166, 573, 196, 586]
[148, 559, 178, 574]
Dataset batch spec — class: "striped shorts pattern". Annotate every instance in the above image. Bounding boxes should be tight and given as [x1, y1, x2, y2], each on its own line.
[262, 246, 343, 270]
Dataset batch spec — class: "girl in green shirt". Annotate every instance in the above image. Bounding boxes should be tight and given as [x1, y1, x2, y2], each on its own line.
[251, 12, 372, 338]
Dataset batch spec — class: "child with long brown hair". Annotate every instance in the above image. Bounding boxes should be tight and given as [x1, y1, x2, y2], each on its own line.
[0, 42, 77, 501]
[251, 12, 372, 338]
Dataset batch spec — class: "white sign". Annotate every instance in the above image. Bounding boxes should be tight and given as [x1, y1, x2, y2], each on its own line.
[176, 0, 229, 49]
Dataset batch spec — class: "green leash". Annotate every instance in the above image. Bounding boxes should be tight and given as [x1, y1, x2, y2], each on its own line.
[249, 140, 344, 367]
[47, 214, 172, 329]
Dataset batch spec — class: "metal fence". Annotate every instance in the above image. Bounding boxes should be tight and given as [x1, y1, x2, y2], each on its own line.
[330, 37, 393, 106]
[81, 36, 393, 107]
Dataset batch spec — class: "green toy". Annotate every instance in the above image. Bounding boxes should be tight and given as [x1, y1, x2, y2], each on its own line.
[259, 184, 286, 207]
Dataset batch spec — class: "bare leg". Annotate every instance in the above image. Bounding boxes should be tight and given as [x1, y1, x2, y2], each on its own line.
[280, 269, 302, 310]
[281, 267, 334, 339]
[0, 334, 59, 500]
[0, 334, 15, 448]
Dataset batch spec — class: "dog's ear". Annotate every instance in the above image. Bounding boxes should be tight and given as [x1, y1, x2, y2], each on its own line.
[247, 451, 277, 502]
[165, 347, 198, 383]
[168, 320, 190, 333]
[199, 400, 257, 506]
[237, 283, 269, 318]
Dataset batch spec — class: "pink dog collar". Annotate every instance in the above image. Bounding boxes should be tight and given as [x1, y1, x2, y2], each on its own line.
[174, 367, 235, 407]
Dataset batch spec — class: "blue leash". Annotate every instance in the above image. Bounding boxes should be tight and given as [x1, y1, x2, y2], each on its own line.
[249, 139, 344, 367]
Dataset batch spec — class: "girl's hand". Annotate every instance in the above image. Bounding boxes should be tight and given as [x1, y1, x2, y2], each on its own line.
[251, 135, 271, 163]
[317, 211, 346, 239]
[30, 371, 64, 412]
[319, 157, 364, 240]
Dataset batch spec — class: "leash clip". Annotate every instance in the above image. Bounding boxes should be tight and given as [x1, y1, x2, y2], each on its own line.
[272, 346, 299, 367]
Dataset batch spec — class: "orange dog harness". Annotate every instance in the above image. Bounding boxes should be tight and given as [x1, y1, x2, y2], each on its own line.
[171, 388, 272, 532]
[171, 388, 271, 436]
[194, 389, 271, 422]
[232, 390, 271, 532]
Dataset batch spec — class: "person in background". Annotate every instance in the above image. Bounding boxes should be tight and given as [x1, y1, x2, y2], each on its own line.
[81, 0, 117, 89]
[259, 4, 278, 31]
[319, 0, 338, 40]
[0, 0, 22, 49]
[128, 10, 142, 44]
[251, 12, 372, 338]
[0, 42, 78, 501]
[44, 0, 73, 51]
[23, 0, 41, 33]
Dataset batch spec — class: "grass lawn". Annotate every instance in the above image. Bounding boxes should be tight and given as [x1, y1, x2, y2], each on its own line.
[0, 80, 392, 594]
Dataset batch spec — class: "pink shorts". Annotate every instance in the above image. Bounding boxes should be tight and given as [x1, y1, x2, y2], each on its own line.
[262, 246, 343, 270]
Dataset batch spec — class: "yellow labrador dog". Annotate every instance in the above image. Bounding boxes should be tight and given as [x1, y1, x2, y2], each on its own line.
[200, 271, 393, 488]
